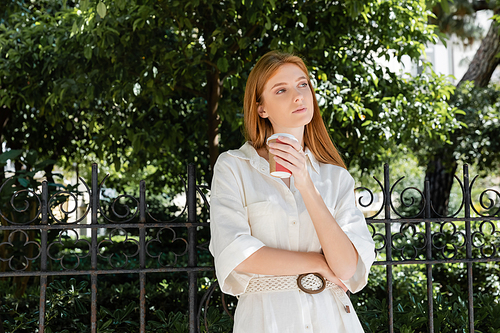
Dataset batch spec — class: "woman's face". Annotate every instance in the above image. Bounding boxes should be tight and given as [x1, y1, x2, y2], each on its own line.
[257, 63, 314, 133]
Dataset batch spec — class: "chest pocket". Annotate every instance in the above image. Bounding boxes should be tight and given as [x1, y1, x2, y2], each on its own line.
[246, 201, 286, 248]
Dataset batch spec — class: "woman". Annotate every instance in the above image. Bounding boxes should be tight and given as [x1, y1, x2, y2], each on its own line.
[209, 51, 375, 332]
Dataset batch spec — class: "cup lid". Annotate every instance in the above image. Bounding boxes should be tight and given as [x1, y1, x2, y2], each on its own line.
[266, 133, 298, 144]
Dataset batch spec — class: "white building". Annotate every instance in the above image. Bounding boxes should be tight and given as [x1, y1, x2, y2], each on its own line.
[381, 10, 498, 84]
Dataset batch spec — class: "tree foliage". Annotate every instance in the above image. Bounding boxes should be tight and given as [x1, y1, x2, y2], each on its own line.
[0, 0, 461, 191]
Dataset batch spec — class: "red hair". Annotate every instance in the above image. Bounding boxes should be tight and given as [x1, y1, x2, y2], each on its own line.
[243, 51, 346, 169]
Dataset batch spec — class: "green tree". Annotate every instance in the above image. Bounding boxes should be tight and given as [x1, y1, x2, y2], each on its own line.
[1, 0, 461, 192]
[414, 0, 500, 216]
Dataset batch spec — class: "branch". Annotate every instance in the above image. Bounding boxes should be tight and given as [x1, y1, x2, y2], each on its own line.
[472, 0, 497, 11]
[202, 59, 218, 69]
[228, 24, 259, 55]
[174, 85, 206, 99]
[220, 70, 237, 84]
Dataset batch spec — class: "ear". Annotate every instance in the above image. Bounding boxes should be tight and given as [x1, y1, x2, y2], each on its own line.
[257, 104, 268, 118]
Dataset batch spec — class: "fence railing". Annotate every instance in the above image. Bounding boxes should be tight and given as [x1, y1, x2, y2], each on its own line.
[0, 163, 499, 332]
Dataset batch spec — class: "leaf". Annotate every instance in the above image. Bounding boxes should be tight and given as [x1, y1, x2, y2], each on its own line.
[113, 155, 121, 171]
[100, 307, 113, 317]
[71, 21, 78, 35]
[97, 2, 107, 19]
[100, 319, 113, 330]
[133, 18, 144, 31]
[116, 0, 126, 10]
[18, 178, 29, 187]
[156, 310, 166, 322]
[237, 37, 250, 50]
[265, 16, 272, 30]
[75, 298, 88, 315]
[26, 150, 38, 166]
[217, 57, 229, 72]
[0, 149, 23, 164]
[440, 0, 450, 14]
[84, 46, 92, 60]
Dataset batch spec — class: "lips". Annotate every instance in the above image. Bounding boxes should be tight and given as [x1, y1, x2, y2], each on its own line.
[293, 107, 307, 113]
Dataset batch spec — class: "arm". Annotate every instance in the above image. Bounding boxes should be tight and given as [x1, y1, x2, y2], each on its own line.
[299, 181, 358, 280]
[235, 246, 348, 291]
[269, 138, 358, 281]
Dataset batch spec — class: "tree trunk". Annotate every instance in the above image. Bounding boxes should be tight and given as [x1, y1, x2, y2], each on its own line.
[425, 152, 458, 217]
[44, 162, 55, 185]
[458, 19, 500, 88]
[206, 68, 222, 177]
[426, 19, 500, 216]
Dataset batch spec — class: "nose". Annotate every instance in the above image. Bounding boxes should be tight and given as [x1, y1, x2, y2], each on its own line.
[294, 88, 304, 103]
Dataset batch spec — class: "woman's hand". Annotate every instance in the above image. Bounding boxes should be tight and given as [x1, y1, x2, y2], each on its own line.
[321, 265, 348, 293]
[267, 136, 312, 191]
[311, 252, 349, 292]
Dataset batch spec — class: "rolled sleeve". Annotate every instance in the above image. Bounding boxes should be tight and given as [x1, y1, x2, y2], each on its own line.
[334, 171, 376, 293]
[209, 155, 266, 296]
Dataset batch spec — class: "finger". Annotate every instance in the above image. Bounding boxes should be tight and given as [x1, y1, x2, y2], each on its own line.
[273, 156, 303, 173]
[337, 280, 348, 292]
[277, 136, 302, 152]
[270, 149, 301, 166]
[269, 142, 302, 157]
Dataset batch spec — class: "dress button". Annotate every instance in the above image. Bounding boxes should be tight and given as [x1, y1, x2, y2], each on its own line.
[291, 220, 297, 225]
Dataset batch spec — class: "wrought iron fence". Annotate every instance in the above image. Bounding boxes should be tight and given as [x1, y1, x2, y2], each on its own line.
[0, 163, 499, 333]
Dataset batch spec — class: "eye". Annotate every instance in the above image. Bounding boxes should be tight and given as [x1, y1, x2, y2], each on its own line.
[276, 88, 286, 94]
[299, 82, 308, 88]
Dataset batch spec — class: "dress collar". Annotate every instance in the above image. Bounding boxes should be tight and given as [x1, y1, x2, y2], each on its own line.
[227, 142, 320, 175]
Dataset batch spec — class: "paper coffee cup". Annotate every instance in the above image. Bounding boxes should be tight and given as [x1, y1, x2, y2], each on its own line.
[266, 133, 299, 178]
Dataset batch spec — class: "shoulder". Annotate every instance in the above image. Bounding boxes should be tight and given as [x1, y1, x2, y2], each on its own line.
[214, 150, 248, 173]
[317, 163, 356, 191]
[318, 162, 353, 178]
[214, 142, 256, 172]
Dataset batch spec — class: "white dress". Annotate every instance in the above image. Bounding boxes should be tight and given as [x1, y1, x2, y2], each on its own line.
[209, 142, 376, 333]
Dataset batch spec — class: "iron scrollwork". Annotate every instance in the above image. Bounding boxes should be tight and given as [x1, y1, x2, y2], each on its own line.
[0, 178, 42, 225]
[47, 229, 91, 270]
[146, 227, 188, 267]
[97, 228, 140, 269]
[0, 229, 41, 271]
[431, 222, 466, 259]
[470, 175, 500, 217]
[98, 174, 139, 223]
[47, 177, 91, 224]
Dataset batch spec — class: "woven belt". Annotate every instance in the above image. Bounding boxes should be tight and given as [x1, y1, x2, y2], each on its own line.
[244, 273, 351, 313]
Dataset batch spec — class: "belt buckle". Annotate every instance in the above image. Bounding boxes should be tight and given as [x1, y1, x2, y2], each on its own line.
[297, 273, 326, 294]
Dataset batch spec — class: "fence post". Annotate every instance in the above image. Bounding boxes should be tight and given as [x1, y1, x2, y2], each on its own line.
[90, 164, 98, 333]
[384, 164, 394, 333]
[424, 179, 434, 332]
[464, 164, 474, 332]
[139, 180, 147, 333]
[187, 164, 198, 333]
[38, 181, 48, 333]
